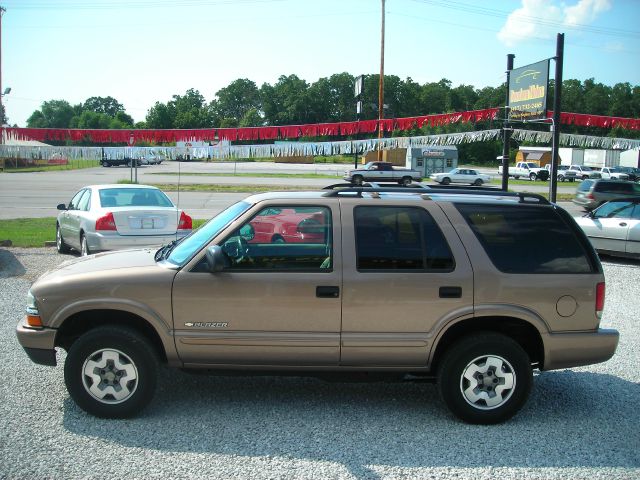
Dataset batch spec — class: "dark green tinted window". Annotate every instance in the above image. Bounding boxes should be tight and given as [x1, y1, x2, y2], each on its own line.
[457, 204, 593, 274]
[355, 206, 454, 271]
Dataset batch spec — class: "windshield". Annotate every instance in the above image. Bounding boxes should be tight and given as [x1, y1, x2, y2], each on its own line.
[581, 166, 594, 171]
[165, 201, 251, 266]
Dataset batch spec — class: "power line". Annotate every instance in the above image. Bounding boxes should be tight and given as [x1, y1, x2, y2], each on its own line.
[409, 0, 640, 39]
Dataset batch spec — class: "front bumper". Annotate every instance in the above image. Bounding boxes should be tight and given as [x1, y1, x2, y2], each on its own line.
[541, 328, 619, 370]
[16, 319, 57, 366]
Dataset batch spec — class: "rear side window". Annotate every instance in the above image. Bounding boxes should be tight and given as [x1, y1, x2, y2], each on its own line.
[595, 182, 640, 194]
[457, 204, 593, 274]
[355, 206, 454, 271]
[577, 180, 593, 192]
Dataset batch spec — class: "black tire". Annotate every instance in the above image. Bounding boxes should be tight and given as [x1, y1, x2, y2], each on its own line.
[442, 177, 451, 185]
[514, 176, 520, 180]
[352, 175, 364, 186]
[437, 332, 532, 425]
[80, 233, 90, 256]
[473, 179, 483, 186]
[64, 326, 158, 419]
[558, 175, 565, 182]
[101, 161, 110, 167]
[401, 176, 412, 186]
[56, 224, 70, 254]
[529, 173, 537, 181]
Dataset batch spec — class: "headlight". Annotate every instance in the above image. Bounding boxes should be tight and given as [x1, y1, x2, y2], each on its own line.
[25, 291, 42, 327]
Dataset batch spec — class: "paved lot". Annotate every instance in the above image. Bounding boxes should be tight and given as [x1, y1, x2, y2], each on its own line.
[0, 247, 639, 479]
[0, 162, 583, 220]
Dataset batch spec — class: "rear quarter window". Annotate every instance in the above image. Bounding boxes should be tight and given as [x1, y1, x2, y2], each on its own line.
[456, 204, 595, 274]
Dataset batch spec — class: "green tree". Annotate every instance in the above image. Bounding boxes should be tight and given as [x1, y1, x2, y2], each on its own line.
[239, 107, 263, 127]
[27, 100, 76, 128]
[145, 101, 176, 129]
[212, 79, 260, 124]
[260, 75, 310, 125]
[83, 96, 125, 117]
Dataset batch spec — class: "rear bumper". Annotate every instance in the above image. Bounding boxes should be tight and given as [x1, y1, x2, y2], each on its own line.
[86, 230, 189, 252]
[16, 319, 57, 366]
[541, 328, 619, 370]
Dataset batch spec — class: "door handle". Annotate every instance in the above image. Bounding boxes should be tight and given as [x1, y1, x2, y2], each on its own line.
[439, 286, 462, 298]
[316, 286, 340, 298]
[619, 222, 627, 227]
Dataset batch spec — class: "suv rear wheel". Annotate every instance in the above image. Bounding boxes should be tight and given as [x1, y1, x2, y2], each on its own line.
[64, 326, 158, 418]
[437, 333, 532, 424]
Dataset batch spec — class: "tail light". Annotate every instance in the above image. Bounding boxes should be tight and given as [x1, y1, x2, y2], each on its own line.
[95, 212, 117, 231]
[586, 192, 595, 199]
[596, 282, 605, 319]
[178, 211, 192, 230]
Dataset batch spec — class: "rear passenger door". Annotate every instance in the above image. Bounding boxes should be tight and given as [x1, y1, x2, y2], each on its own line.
[340, 201, 474, 366]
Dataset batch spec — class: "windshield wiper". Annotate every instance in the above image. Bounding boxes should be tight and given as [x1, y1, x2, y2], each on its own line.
[155, 239, 181, 261]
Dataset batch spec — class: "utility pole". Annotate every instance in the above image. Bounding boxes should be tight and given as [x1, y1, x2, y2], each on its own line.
[0, 5, 5, 135]
[501, 54, 515, 191]
[549, 33, 564, 203]
[377, 0, 385, 161]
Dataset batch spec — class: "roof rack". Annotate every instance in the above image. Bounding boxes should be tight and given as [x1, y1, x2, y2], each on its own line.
[322, 183, 550, 204]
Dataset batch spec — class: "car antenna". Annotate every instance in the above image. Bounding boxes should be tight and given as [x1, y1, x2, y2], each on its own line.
[175, 157, 181, 241]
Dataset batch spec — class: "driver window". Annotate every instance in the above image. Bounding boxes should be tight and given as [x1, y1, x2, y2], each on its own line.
[220, 206, 332, 271]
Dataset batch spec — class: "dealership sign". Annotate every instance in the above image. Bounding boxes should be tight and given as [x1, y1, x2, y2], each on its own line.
[508, 60, 550, 121]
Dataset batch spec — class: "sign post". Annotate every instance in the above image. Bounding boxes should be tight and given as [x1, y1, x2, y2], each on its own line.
[128, 133, 137, 183]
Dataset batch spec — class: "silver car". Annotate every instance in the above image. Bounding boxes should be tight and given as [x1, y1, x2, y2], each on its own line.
[575, 197, 640, 259]
[56, 184, 192, 256]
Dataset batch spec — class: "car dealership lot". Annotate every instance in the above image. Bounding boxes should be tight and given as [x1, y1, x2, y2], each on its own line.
[0, 163, 582, 220]
[0, 247, 638, 479]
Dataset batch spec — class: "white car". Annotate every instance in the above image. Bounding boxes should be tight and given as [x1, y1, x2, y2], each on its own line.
[574, 197, 640, 259]
[430, 168, 492, 186]
[56, 184, 192, 256]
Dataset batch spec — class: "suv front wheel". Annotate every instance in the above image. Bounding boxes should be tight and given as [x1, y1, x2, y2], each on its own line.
[64, 326, 158, 418]
[437, 333, 532, 424]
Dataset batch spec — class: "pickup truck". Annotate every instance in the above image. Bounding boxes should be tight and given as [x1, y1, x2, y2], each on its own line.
[344, 162, 422, 185]
[101, 157, 143, 168]
[598, 167, 629, 181]
[568, 165, 602, 180]
[544, 164, 577, 182]
[497, 162, 549, 181]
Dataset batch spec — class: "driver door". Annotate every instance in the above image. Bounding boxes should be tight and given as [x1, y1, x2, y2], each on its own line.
[171, 203, 342, 367]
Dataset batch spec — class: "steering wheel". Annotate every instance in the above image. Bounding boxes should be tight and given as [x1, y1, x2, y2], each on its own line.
[222, 235, 249, 263]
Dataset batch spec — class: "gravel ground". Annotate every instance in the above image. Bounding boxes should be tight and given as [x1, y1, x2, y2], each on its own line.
[1, 247, 639, 479]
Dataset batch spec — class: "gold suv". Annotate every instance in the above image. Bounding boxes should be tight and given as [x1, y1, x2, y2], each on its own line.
[17, 185, 619, 424]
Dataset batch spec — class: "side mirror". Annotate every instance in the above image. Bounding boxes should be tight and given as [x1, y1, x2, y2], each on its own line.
[57, 203, 67, 211]
[205, 245, 230, 273]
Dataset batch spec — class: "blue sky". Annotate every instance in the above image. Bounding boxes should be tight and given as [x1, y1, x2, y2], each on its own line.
[2, 0, 639, 127]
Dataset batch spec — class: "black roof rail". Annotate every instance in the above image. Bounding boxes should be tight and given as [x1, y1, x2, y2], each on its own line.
[322, 185, 432, 197]
[322, 183, 551, 204]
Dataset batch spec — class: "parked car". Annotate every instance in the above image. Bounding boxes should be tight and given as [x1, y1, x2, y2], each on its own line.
[248, 207, 328, 244]
[498, 162, 549, 181]
[344, 162, 422, 185]
[430, 168, 492, 185]
[568, 165, 602, 180]
[101, 157, 142, 168]
[598, 167, 629, 181]
[616, 166, 640, 182]
[544, 164, 577, 182]
[574, 197, 640, 259]
[55, 184, 192, 256]
[572, 179, 640, 211]
[20, 184, 618, 424]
